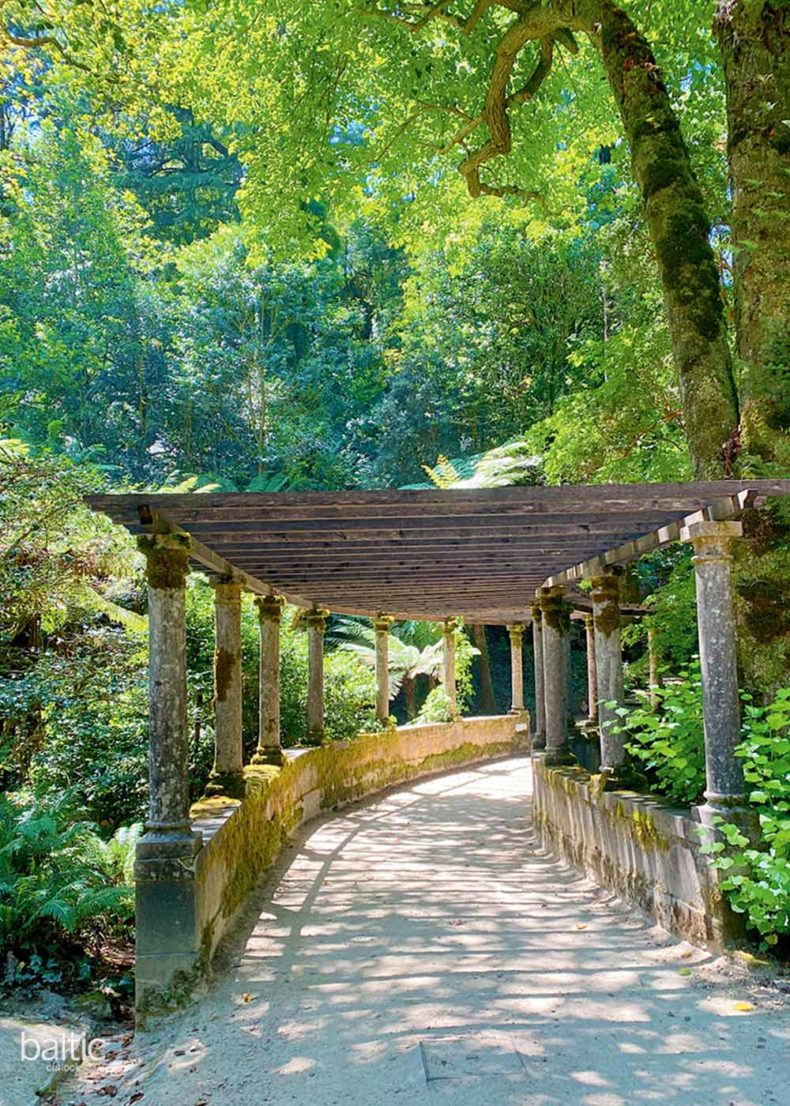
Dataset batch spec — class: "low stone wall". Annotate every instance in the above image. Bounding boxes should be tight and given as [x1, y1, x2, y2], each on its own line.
[532, 753, 730, 949]
[135, 714, 528, 1016]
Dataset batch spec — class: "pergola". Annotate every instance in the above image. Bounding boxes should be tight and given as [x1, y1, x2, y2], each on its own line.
[90, 476, 790, 794]
[90, 478, 790, 1008]
[88, 480, 786, 623]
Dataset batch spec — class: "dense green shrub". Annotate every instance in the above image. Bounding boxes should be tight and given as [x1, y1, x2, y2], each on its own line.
[416, 685, 456, 723]
[1, 628, 150, 826]
[612, 661, 706, 804]
[0, 794, 138, 989]
[703, 690, 790, 946]
[612, 672, 790, 946]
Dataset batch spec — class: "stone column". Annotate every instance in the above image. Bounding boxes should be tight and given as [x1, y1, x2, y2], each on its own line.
[531, 604, 546, 749]
[373, 614, 394, 723]
[647, 626, 661, 711]
[584, 614, 598, 723]
[681, 521, 748, 815]
[590, 570, 626, 776]
[253, 594, 285, 766]
[507, 623, 525, 713]
[306, 608, 329, 744]
[539, 586, 572, 765]
[135, 533, 200, 1009]
[442, 618, 458, 716]
[137, 534, 196, 837]
[206, 578, 245, 797]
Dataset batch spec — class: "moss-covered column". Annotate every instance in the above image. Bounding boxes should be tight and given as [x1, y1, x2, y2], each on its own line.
[681, 521, 749, 814]
[138, 534, 195, 834]
[442, 617, 458, 716]
[253, 594, 285, 766]
[373, 614, 394, 723]
[135, 533, 200, 1013]
[507, 623, 525, 713]
[205, 578, 244, 797]
[531, 603, 546, 749]
[539, 586, 572, 765]
[647, 625, 661, 711]
[590, 570, 625, 776]
[306, 608, 329, 744]
[584, 614, 598, 723]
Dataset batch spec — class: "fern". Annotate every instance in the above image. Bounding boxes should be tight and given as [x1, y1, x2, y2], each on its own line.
[0, 795, 137, 965]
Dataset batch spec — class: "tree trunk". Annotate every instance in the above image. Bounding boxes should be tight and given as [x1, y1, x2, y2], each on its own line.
[403, 675, 417, 720]
[593, 3, 740, 477]
[472, 623, 498, 714]
[715, 0, 790, 469]
[714, 1, 790, 695]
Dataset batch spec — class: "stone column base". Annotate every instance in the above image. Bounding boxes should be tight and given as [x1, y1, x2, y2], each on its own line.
[134, 830, 202, 1020]
[251, 747, 286, 767]
[693, 802, 759, 945]
[543, 743, 575, 766]
[205, 770, 247, 798]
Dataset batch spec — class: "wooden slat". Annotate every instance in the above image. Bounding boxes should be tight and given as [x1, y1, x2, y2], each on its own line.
[124, 512, 686, 538]
[86, 478, 790, 514]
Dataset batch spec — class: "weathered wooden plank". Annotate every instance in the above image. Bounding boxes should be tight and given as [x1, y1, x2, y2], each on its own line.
[287, 587, 538, 601]
[124, 511, 689, 538]
[85, 478, 790, 516]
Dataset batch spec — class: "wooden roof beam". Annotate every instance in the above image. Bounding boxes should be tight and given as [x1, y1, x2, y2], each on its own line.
[543, 489, 755, 587]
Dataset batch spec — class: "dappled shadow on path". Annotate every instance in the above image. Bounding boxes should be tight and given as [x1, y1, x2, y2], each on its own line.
[66, 758, 788, 1106]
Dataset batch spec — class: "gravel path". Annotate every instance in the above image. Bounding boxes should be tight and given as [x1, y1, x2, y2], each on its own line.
[59, 757, 788, 1106]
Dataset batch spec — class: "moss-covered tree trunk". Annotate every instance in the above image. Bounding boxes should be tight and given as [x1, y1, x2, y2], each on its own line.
[714, 1, 790, 694]
[715, 0, 790, 470]
[472, 623, 498, 714]
[592, 3, 740, 477]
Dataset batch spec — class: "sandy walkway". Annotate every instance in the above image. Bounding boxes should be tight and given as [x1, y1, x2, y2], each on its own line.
[60, 757, 788, 1106]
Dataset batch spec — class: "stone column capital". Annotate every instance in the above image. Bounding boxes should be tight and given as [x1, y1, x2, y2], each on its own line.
[531, 602, 542, 625]
[681, 520, 743, 562]
[442, 617, 459, 636]
[506, 623, 525, 642]
[255, 594, 285, 623]
[538, 585, 568, 630]
[305, 607, 330, 631]
[588, 569, 622, 602]
[137, 532, 192, 589]
[209, 576, 242, 602]
[373, 613, 395, 634]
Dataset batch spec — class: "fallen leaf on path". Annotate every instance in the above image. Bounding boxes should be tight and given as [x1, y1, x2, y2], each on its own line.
[241, 993, 252, 1003]
[681, 950, 692, 958]
[733, 1002, 754, 1012]
[97, 1087, 118, 1098]
[127, 1094, 144, 1104]
[576, 924, 587, 930]
[678, 968, 692, 976]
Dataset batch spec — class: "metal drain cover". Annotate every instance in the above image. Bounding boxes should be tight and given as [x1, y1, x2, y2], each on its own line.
[420, 1034, 525, 1082]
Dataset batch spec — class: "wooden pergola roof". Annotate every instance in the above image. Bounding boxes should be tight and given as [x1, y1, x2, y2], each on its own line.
[88, 480, 790, 624]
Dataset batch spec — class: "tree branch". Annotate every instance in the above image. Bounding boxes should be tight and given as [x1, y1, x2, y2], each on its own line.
[1, 26, 90, 71]
[459, 31, 553, 198]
